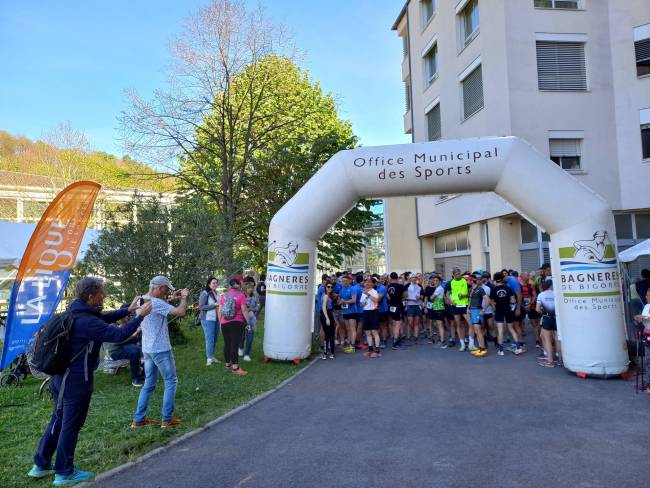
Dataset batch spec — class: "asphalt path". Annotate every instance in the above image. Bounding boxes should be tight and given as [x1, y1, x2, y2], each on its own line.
[92, 337, 649, 488]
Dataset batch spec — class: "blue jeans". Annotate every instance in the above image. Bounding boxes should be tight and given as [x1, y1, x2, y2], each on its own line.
[134, 351, 177, 422]
[243, 327, 254, 356]
[200, 319, 220, 359]
[110, 344, 143, 381]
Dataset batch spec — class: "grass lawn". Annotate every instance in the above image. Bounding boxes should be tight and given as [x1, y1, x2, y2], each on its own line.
[0, 316, 308, 488]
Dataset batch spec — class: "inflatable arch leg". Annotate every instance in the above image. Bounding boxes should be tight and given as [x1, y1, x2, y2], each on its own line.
[264, 137, 628, 376]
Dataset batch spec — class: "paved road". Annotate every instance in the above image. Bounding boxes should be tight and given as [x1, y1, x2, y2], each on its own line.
[93, 338, 649, 488]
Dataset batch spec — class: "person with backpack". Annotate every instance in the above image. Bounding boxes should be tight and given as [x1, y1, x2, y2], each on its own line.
[219, 278, 249, 376]
[28, 277, 152, 486]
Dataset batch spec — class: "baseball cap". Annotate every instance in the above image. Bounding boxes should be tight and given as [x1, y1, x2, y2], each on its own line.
[150, 276, 175, 291]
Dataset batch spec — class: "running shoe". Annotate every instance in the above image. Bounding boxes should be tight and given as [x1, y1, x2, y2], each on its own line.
[356, 342, 369, 350]
[363, 351, 373, 357]
[535, 341, 541, 349]
[472, 349, 487, 357]
[328, 354, 335, 359]
[538, 360, 555, 368]
[440, 343, 448, 350]
[27, 465, 55, 478]
[53, 468, 94, 486]
[497, 349, 505, 356]
[380, 340, 387, 349]
[468, 345, 479, 352]
[321, 353, 327, 360]
[370, 351, 381, 358]
[513, 347, 524, 355]
[343, 345, 355, 354]
[458, 342, 466, 352]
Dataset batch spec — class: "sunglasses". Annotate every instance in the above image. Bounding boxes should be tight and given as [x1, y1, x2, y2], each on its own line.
[326, 285, 333, 289]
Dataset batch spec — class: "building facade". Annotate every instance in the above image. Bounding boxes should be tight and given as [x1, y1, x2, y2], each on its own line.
[387, 0, 650, 277]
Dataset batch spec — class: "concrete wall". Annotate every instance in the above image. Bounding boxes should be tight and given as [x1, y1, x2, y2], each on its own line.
[384, 196, 421, 273]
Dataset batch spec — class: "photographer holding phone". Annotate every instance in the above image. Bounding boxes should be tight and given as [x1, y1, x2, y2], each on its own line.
[131, 276, 189, 429]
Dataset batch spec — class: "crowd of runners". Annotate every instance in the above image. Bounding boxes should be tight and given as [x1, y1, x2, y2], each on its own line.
[317, 264, 560, 367]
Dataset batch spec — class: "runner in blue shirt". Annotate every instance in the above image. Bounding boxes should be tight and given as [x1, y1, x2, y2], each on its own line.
[339, 275, 358, 353]
[376, 275, 389, 348]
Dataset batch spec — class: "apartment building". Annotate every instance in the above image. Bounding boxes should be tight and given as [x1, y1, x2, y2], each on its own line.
[387, 0, 650, 277]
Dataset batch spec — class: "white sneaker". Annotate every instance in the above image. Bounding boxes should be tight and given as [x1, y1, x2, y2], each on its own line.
[206, 357, 220, 366]
[243, 355, 252, 362]
[238, 348, 244, 357]
[459, 342, 466, 352]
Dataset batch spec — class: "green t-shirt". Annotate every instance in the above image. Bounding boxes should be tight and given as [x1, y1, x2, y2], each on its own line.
[450, 278, 469, 306]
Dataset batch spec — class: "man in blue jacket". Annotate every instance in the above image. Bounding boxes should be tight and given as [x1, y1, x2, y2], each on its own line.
[28, 277, 152, 486]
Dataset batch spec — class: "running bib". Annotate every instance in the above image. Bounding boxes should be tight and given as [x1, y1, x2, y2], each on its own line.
[510, 303, 516, 311]
[341, 303, 349, 309]
[389, 306, 397, 313]
[426, 303, 433, 309]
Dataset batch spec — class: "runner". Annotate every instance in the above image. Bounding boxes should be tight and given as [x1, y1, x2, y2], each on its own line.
[386, 272, 406, 349]
[339, 275, 358, 353]
[536, 279, 561, 367]
[505, 270, 524, 347]
[520, 272, 541, 349]
[360, 277, 382, 358]
[489, 272, 524, 356]
[468, 277, 488, 357]
[376, 275, 389, 348]
[425, 275, 448, 349]
[353, 274, 368, 350]
[481, 272, 496, 349]
[445, 267, 470, 351]
[405, 275, 423, 344]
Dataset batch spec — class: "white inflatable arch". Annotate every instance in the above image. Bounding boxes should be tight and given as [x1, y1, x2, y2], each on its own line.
[264, 137, 628, 376]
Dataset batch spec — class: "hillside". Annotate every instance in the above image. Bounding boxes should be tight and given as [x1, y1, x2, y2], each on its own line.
[0, 130, 175, 192]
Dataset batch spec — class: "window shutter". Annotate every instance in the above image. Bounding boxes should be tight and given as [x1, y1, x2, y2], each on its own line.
[636, 39, 650, 63]
[549, 139, 581, 157]
[536, 41, 587, 91]
[427, 105, 441, 141]
[462, 66, 484, 119]
[404, 82, 411, 112]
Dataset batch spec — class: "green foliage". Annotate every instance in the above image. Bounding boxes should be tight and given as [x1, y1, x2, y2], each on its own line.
[0, 130, 173, 192]
[76, 193, 228, 302]
[182, 55, 375, 271]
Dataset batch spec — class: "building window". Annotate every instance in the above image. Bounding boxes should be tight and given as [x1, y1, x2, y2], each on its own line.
[434, 229, 469, 253]
[404, 81, 411, 112]
[636, 214, 650, 239]
[615, 214, 633, 239]
[534, 0, 580, 9]
[536, 41, 587, 91]
[424, 43, 438, 87]
[634, 24, 650, 77]
[427, 104, 441, 141]
[458, 0, 479, 48]
[521, 220, 538, 244]
[421, 0, 435, 26]
[461, 65, 484, 120]
[642, 123, 650, 160]
[549, 138, 582, 170]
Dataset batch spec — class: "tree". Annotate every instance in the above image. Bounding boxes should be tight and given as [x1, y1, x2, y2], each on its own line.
[120, 0, 375, 273]
[76, 194, 226, 303]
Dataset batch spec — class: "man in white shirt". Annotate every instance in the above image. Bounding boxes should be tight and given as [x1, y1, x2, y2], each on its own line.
[132, 276, 189, 428]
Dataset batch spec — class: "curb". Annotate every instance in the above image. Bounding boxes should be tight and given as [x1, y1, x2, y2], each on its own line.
[83, 356, 319, 486]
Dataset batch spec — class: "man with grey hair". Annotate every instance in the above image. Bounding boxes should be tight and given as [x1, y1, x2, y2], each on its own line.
[29, 277, 151, 485]
[131, 276, 189, 429]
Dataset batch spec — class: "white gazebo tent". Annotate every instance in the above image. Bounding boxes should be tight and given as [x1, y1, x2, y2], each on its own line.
[618, 239, 650, 340]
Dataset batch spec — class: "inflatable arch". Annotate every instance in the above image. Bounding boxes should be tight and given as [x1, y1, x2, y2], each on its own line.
[264, 137, 628, 376]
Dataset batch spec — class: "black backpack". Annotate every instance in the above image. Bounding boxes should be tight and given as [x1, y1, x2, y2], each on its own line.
[27, 311, 78, 377]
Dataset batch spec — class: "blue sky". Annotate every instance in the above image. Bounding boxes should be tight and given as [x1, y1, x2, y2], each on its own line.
[0, 0, 410, 162]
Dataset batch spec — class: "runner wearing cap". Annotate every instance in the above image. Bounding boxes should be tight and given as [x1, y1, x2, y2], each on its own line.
[445, 267, 469, 351]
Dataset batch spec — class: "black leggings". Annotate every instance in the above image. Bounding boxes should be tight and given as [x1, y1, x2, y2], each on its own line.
[222, 321, 245, 364]
[319, 310, 336, 355]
